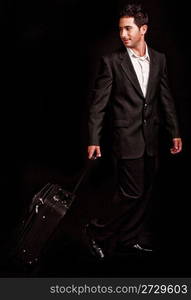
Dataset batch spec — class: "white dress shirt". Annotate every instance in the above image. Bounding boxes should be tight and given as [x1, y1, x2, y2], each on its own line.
[127, 45, 150, 97]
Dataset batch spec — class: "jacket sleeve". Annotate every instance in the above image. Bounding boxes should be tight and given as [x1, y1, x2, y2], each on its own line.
[160, 54, 180, 138]
[88, 56, 113, 145]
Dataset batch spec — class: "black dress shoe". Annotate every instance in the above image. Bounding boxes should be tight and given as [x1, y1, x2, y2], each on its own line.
[83, 224, 105, 259]
[133, 243, 153, 252]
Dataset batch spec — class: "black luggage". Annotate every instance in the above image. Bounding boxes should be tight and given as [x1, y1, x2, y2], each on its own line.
[13, 164, 89, 267]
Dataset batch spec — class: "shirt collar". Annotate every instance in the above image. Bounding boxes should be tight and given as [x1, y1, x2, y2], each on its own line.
[127, 44, 150, 62]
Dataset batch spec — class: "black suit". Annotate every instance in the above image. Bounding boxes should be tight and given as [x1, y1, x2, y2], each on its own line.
[89, 46, 180, 158]
[88, 46, 180, 252]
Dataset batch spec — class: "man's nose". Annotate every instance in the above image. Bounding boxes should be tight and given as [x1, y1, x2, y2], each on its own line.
[120, 29, 127, 39]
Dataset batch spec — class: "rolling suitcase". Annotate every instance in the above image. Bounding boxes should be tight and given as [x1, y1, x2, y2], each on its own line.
[13, 163, 90, 267]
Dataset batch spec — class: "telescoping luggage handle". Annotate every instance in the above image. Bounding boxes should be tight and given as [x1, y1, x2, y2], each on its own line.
[31, 156, 99, 211]
[72, 155, 98, 195]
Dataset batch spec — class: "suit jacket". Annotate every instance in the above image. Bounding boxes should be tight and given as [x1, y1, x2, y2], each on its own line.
[88, 46, 180, 159]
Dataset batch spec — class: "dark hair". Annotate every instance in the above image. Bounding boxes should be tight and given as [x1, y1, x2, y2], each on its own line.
[119, 3, 148, 28]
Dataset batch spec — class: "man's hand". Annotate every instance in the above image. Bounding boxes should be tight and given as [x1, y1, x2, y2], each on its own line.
[88, 145, 101, 160]
[170, 138, 182, 154]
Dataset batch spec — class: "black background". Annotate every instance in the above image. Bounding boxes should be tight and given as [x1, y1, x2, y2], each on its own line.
[0, 0, 191, 276]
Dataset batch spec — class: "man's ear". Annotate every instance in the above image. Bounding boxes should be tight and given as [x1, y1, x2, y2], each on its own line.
[140, 24, 148, 35]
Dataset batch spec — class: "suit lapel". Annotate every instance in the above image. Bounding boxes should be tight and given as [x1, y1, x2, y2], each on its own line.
[145, 47, 158, 101]
[120, 47, 158, 101]
[121, 50, 144, 99]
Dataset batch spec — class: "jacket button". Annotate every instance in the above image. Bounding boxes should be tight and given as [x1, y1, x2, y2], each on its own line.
[143, 119, 147, 124]
[144, 103, 148, 108]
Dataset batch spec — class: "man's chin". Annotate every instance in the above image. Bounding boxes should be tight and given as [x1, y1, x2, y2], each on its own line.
[123, 41, 131, 47]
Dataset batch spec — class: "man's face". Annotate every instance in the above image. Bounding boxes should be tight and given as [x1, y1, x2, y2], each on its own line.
[119, 17, 147, 48]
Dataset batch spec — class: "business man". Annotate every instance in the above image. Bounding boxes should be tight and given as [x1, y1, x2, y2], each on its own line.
[86, 3, 182, 258]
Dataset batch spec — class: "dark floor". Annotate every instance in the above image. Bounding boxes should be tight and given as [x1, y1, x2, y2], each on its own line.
[1, 209, 191, 278]
[1, 233, 191, 278]
[0, 156, 190, 278]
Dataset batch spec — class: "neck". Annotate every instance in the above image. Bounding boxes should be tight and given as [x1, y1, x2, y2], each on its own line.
[131, 41, 146, 57]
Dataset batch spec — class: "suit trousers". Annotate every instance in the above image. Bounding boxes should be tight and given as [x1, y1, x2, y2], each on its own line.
[91, 153, 159, 251]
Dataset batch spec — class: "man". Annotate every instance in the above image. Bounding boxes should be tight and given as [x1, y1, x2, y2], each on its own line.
[86, 3, 182, 258]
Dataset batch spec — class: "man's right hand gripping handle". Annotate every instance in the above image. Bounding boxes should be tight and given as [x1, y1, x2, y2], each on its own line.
[88, 146, 101, 160]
